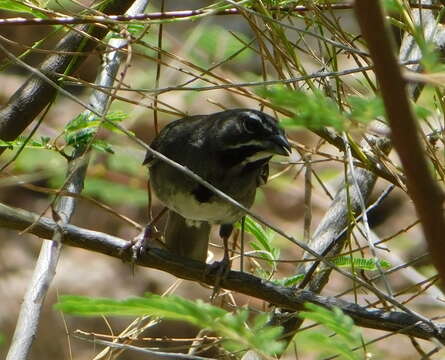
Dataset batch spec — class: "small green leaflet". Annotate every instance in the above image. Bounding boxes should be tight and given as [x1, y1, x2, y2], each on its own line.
[273, 257, 390, 288]
[0, 136, 51, 149]
[332, 256, 391, 271]
[272, 273, 305, 287]
[235, 216, 280, 268]
[64, 111, 129, 151]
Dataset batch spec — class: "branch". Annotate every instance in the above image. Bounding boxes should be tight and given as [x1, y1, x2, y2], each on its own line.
[0, 3, 440, 27]
[5, 2, 150, 359]
[0, 202, 444, 342]
[354, 1, 445, 285]
[0, 0, 135, 150]
[266, 2, 445, 354]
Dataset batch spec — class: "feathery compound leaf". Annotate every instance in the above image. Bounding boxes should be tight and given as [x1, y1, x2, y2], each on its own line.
[296, 303, 363, 360]
[347, 96, 385, 123]
[260, 87, 345, 130]
[235, 216, 280, 271]
[332, 256, 391, 271]
[56, 294, 284, 356]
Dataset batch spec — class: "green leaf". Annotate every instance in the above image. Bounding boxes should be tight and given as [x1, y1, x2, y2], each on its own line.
[272, 273, 305, 287]
[56, 294, 284, 356]
[243, 216, 273, 252]
[347, 96, 385, 123]
[91, 139, 114, 154]
[0, 139, 14, 149]
[414, 104, 432, 120]
[189, 25, 254, 67]
[102, 111, 129, 134]
[65, 113, 99, 133]
[261, 87, 346, 130]
[332, 256, 391, 271]
[0, 136, 54, 150]
[64, 113, 97, 147]
[419, 40, 445, 73]
[295, 303, 363, 360]
[64, 111, 129, 149]
[235, 216, 280, 270]
[299, 305, 359, 345]
[382, 0, 403, 13]
[0, 0, 46, 17]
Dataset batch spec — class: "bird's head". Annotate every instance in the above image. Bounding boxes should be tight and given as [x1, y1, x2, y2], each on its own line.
[212, 109, 291, 166]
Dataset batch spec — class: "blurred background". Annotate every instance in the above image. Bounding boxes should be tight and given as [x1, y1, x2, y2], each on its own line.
[0, 0, 441, 359]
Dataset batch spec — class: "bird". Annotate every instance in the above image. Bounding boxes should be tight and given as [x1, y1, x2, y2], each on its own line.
[143, 109, 291, 268]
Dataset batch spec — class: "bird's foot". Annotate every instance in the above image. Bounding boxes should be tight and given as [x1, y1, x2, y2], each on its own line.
[121, 225, 158, 268]
[207, 253, 231, 300]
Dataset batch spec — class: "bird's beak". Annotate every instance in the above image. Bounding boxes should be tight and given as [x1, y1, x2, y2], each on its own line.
[267, 134, 291, 156]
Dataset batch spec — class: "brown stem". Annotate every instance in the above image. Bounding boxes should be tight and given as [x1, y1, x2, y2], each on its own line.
[354, 2, 445, 287]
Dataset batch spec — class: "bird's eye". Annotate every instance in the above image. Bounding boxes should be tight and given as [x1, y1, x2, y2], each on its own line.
[242, 114, 263, 134]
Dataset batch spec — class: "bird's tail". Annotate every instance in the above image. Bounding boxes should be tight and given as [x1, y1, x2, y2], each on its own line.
[164, 210, 210, 263]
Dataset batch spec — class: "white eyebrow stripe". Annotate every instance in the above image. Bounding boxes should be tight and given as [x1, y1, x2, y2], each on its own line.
[225, 140, 266, 149]
[244, 111, 262, 121]
[245, 111, 276, 132]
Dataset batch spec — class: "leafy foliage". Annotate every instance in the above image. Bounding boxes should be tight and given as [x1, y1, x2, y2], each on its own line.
[262, 87, 346, 130]
[0, 136, 51, 150]
[262, 86, 388, 130]
[0, 0, 46, 17]
[272, 273, 305, 287]
[332, 256, 391, 271]
[347, 96, 385, 122]
[236, 216, 280, 276]
[296, 303, 364, 360]
[272, 256, 390, 287]
[56, 293, 285, 356]
[64, 111, 129, 153]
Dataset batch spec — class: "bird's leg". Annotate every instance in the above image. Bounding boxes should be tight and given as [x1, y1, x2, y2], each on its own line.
[219, 223, 233, 269]
[130, 225, 153, 262]
[209, 224, 233, 299]
[121, 207, 167, 265]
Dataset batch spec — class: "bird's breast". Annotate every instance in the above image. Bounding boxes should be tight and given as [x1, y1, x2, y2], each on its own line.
[160, 190, 245, 224]
[150, 158, 258, 224]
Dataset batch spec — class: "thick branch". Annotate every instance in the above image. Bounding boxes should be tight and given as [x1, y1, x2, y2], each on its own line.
[0, 202, 444, 342]
[354, 2, 445, 285]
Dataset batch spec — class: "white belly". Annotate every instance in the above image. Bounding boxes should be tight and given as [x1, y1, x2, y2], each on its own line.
[163, 191, 242, 225]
